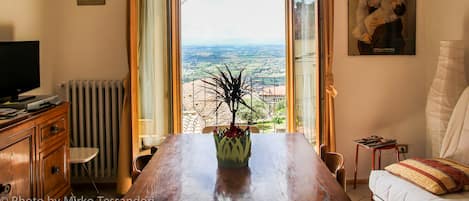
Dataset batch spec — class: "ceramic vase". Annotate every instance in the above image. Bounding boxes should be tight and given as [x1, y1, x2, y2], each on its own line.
[214, 130, 251, 168]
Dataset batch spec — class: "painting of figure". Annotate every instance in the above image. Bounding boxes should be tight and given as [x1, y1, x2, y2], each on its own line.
[349, 0, 416, 55]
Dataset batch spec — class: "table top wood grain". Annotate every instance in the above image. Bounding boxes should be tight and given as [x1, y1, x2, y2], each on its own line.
[125, 134, 351, 201]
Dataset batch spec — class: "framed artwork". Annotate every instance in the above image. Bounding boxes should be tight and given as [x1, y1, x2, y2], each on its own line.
[77, 0, 105, 6]
[348, 0, 416, 55]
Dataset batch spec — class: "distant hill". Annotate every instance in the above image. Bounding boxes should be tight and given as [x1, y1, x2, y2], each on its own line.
[182, 45, 286, 87]
[181, 44, 287, 132]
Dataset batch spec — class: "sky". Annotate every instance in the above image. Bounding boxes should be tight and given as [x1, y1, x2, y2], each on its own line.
[181, 0, 286, 45]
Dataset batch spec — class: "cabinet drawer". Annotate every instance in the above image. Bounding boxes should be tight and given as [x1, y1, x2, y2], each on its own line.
[0, 133, 34, 199]
[39, 115, 66, 148]
[40, 144, 69, 197]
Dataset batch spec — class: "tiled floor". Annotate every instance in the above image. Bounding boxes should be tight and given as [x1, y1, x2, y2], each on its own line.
[72, 183, 121, 200]
[347, 184, 372, 201]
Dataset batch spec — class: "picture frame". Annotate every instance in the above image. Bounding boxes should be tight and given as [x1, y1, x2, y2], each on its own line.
[348, 0, 416, 55]
[77, 0, 106, 6]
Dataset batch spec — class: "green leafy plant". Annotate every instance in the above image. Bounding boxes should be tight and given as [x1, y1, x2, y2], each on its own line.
[203, 64, 256, 168]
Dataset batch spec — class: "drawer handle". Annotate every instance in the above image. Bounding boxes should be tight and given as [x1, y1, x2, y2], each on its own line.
[50, 125, 61, 134]
[0, 184, 11, 194]
[51, 166, 61, 175]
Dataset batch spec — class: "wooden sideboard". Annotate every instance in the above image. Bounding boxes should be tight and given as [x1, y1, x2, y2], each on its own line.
[0, 103, 71, 199]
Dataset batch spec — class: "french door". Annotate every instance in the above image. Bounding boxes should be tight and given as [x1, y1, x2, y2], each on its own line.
[169, 0, 319, 143]
[130, 0, 320, 158]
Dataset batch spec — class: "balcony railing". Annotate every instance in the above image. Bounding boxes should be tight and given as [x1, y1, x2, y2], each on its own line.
[182, 76, 286, 134]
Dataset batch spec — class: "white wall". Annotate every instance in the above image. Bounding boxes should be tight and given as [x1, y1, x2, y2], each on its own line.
[0, 0, 128, 95]
[421, 0, 469, 155]
[0, 0, 54, 94]
[422, 0, 469, 92]
[334, 0, 427, 180]
[51, 0, 128, 88]
[335, 0, 469, 181]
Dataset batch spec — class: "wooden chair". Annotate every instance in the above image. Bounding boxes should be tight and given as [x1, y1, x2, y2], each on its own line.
[201, 125, 260, 133]
[319, 144, 346, 190]
[132, 146, 158, 180]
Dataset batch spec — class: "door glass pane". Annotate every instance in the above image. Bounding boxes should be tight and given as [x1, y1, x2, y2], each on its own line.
[293, 0, 317, 144]
[181, 0, 286, 133]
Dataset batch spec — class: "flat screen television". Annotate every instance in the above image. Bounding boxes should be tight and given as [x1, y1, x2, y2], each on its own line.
[0, 41, 40, 102]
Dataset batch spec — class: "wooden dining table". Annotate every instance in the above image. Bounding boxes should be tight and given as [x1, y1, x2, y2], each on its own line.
[124, 133, 351, 201]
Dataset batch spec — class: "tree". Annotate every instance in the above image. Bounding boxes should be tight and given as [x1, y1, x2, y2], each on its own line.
[272, 115, 285, 125]
[237, 97, 268, 123]
[275, 99, 286, 116]
[271, 99, 286, 126]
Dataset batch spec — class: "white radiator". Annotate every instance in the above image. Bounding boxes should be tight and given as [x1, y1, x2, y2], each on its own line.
[63, 80, 124, 182]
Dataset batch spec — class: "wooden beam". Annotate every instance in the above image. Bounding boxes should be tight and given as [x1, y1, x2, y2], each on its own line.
[285, 0, 296, 133]
[129, 0, 140, 160]
[170, 0, 182, 134]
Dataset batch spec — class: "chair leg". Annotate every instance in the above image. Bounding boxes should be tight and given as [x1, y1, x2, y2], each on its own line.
[81, 163, 100, 194]
[354, 144, 359, 189]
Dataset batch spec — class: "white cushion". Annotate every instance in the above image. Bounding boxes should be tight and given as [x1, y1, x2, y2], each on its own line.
[369, 170, 469, 201]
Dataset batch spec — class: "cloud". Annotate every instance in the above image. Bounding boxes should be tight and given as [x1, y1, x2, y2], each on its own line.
[181, 0, 285, 45]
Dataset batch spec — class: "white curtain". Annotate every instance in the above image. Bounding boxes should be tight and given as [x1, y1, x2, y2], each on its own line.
[138, 0, 169, 150]
[294, 0, 317, 145]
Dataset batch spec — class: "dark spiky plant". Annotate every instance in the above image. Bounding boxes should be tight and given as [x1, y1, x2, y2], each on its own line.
[204, 65, 254, 167]
[202, 64, 255, 125]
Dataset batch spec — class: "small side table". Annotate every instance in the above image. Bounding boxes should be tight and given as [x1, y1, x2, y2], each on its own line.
[353, 143, 400, 189]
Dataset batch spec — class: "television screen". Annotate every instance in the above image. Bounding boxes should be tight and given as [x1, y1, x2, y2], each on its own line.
[0, 41, 40, 100]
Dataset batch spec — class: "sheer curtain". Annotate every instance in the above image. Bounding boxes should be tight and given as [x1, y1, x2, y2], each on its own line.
[117, 0, 169, 195]
[138, 0, 170, 151]
[293, 0, 318, 146]
[319, 0, 336, 151]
